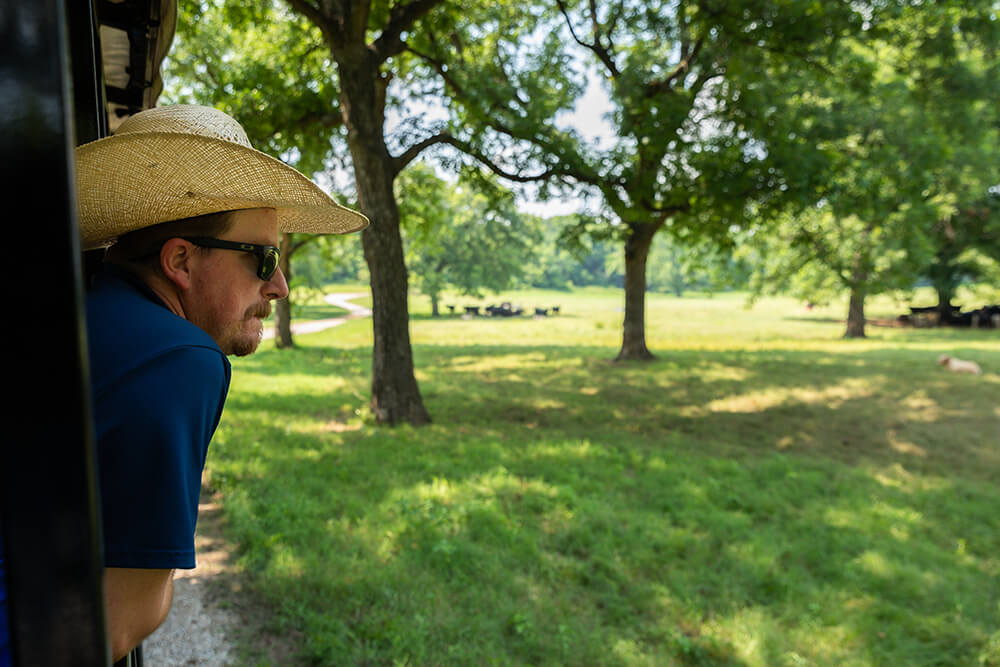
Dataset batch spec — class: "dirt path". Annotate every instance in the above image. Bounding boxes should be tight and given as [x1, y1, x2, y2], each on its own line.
[142, 494, 240, 666]
[144, 293, 370, 665]
[261, 291, 371, 340]
[144, 490, 304, 665]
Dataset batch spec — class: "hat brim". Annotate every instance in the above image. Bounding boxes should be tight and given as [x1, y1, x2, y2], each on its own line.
[75, 132, 368, 249]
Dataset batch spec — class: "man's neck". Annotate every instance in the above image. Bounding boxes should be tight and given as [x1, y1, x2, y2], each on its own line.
[139, 272, 186, 320]
[106, 264, 187, 321]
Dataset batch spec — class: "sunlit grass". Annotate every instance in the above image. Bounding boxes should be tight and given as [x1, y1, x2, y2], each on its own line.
[210, 288, 1000, 665]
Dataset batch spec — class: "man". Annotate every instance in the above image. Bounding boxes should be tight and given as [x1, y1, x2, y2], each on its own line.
[87, 207, 286, 661]
[76, 104, 367, 662]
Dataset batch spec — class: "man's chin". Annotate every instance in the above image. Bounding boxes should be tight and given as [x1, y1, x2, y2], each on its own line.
[226, 322, 264, 357]
[228, 338, 261, 357]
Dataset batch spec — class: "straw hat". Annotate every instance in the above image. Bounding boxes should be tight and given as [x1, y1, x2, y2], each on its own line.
[75, 104, 368, 249]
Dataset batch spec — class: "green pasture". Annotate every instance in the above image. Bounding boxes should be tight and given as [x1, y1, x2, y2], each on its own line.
[209, 288, 999, 666]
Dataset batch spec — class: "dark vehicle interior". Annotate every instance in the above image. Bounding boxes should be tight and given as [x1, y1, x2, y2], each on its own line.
[1, 1, 176, 665]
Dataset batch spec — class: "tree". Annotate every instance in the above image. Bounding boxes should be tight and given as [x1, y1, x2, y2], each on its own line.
[744, 206, 926, 338]
[398, 164, 539, 315]
[169, 0, 453, 424]
[273, 233, 325, 348]
[404, 0, 865, 358]
[740, 2, 1000, 337]
[643, 235, 746, 296]
[900, 2, 1000, 320]
[521, 215, 622, 290]
[294, 233, 370, 286]
[925, 194, 1000, 320]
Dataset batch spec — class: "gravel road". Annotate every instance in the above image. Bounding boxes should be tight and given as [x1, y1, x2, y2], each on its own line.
[143, 498, 240, 666]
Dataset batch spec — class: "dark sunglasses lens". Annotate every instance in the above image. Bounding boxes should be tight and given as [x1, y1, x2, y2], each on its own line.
[259, 249, 279, 280]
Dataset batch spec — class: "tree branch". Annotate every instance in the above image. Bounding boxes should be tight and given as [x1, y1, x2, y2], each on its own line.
[298, 111, 343, 129]
[555, 0, 588, 51]
[405, 42, 519, 130]
[555, 0, 620, 77]
[655, 35, 705, 93]
[793, 223, 849, 281]
[285, 0, 339, 48]
[391, 131, 557, 182]
[405, 42, 469, 100]
[606, 0, 626, 39]
[371, 0, 445, 63]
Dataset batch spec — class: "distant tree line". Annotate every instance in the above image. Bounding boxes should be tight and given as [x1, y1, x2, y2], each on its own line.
[290, 175, 758, 301]
[289, 162, 999, 317]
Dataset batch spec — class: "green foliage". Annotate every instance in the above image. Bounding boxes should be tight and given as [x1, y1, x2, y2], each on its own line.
[213, 289, 1000, 665]
[402, 0, 878, 355]
[416, 0, 867, 231]
[166, 0, 345, 178]
[645, 235, 750, 296]
[397, 164, 542, 311]
[163, 0, 998, 346]
[923, 194, 1000, 306]
[741, 207, 925, 309]
[523, 215, 623, 290]
[739, 2, 1000, 321]
[537, 217, 749, 295]
[290, 235, 369, 288]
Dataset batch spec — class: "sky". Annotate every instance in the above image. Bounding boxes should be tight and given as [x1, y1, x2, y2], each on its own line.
[519, 75, 616, 217]
[378, 71, 617, 218]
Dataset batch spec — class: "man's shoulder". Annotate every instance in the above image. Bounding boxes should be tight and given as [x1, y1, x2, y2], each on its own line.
[86, 271, 230, 394]
[87, 270, 222, 349]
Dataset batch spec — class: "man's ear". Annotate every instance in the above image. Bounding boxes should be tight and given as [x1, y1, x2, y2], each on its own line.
[159, 238, 195, 290]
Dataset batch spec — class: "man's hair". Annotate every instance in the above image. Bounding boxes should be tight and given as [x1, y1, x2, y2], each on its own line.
[104, 210, 237, 275]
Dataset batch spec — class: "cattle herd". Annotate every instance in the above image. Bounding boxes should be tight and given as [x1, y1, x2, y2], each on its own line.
[901, 304, 1000, 328]
[449, 302, 561, 318]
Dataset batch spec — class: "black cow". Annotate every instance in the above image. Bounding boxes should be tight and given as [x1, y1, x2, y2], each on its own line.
[487, 302, 522, 317]
[971, 305, 1000, 328]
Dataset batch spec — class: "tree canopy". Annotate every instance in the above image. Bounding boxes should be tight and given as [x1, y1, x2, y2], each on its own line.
[404, 0, 871, 358]
[738, 0, 1000, 336]
[398, 164, 540, 315]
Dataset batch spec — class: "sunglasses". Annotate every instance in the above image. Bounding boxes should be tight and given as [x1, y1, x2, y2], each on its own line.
[181, 236, 281, 281]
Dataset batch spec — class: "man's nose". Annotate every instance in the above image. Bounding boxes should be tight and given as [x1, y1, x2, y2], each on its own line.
[265, 266, 290, 300]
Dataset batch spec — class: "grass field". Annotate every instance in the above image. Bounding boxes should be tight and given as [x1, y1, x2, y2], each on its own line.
[208, 287, 999, 666]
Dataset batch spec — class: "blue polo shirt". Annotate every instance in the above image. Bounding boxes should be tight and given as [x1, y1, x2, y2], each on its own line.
[0, 270, 229, 662]
[86, 269, 231, 569]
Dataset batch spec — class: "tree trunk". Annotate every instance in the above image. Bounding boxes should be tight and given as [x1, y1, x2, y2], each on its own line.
[337, 51, 430, 425]
[615, 222, 659, 361]
[844, 250, 870, 338]
[935, 286, 957, 325]
[845, 287, 866, 338]
[929, 223, 962, 325]
[430, 293, 440, 317]
[274, 232, 294, 349]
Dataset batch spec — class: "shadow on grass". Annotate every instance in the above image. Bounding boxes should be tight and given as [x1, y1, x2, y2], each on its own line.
[212, 415, 997, 664]
[783, 314, 1000, 339]
[213, 340, 999, 664]
[230, 341, 999, 483]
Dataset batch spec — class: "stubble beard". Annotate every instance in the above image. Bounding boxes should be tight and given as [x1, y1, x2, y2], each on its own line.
[227, 301, 271, 357]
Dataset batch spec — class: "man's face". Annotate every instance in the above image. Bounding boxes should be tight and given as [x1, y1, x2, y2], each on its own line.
[184, 208, 288, 356]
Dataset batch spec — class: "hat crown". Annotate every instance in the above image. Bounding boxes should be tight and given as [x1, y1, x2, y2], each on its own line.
[114, 104, 253, 148]
[75, 103, 368, 249]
